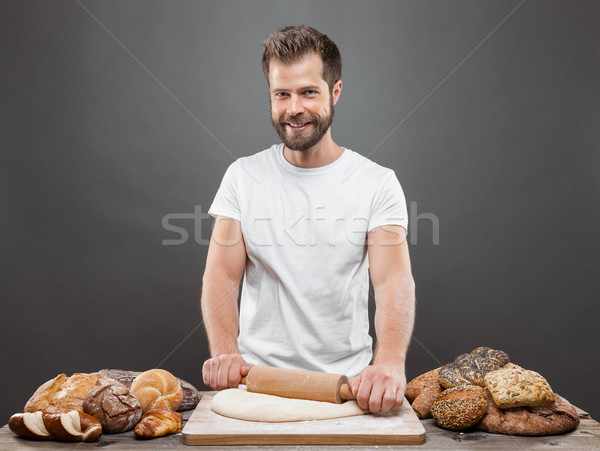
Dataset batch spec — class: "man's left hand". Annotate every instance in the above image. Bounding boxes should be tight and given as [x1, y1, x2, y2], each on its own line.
[347, 363, 406, 413]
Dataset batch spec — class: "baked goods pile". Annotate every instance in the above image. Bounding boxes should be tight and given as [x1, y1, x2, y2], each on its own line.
[406, 347, 580, 436]
[9, 368, 200, 442]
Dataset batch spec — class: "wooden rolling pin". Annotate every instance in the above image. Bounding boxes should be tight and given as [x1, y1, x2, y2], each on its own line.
[239, 366, 356, 404]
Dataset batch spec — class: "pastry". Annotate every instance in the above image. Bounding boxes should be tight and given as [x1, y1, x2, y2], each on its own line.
[134, 409, 183, 439]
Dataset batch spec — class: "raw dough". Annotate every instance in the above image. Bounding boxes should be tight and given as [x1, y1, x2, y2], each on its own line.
[211, 389, 367, 422]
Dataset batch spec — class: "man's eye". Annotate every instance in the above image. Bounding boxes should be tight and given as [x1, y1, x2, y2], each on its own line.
[305, 90, 317, 95]
[275, 92, 288, 97]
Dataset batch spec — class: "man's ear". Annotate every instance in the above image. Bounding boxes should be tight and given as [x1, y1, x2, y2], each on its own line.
[332, 80, 343, 105]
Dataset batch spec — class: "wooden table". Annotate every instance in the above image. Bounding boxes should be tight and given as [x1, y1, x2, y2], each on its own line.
[1, 392, 599, 450]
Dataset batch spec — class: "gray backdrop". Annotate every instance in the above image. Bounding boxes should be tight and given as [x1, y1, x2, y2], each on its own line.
[2, 0, 599, 424]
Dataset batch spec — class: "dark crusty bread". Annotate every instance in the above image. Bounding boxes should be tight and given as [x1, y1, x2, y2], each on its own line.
[83, 383, 142, 433]
[431, 385, 488, 431]
[405, 368, 443, 419]
[99, 369, 201, 411]
[477, 390, 579, 436]
[439, 347, 510, 388]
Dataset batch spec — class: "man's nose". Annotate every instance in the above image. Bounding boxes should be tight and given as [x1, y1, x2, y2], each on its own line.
[287, 94, 304, 116]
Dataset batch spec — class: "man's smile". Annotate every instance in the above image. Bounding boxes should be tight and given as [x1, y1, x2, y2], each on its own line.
[286, 122, 312, 132]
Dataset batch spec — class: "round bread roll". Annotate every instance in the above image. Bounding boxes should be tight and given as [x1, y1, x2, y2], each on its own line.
[131, 369, 182, 413]
[431, 385, 488, 431]
[98, 368, 201, 411]
[83, 383, 142, 433]
[405, 368, 443, 419]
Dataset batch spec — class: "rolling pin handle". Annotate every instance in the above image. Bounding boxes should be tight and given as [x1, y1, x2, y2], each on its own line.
[339, 383, 356, 400]
[239, 376, 247, 385]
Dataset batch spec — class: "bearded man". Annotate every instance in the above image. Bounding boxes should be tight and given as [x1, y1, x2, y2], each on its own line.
[201, 25, 415, 414]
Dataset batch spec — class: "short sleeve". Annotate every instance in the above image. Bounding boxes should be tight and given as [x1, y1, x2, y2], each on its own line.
[368, 170, 408, 232]
[208, 161, 241, 221]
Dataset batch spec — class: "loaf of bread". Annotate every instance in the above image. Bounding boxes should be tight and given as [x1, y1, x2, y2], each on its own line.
[99, 368, 201, 411]
[83, 383, 142, 433]
[134, 409, 183, 439]
[477, 390, 579, 435]
[439, 347, 510, 388]
[485, 366, 555, 409]
[9, 410, 102, 442]
[431, 385, 488, 431]
[24, 373, 120, 413]
[405, 368, 443, 419]
[131, 369, 182, 413]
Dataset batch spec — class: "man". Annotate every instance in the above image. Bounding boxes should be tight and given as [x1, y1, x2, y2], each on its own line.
[201, 25, 415, 414]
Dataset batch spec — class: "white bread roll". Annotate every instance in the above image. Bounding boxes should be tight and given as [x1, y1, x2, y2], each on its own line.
[131, 369, 182, 413]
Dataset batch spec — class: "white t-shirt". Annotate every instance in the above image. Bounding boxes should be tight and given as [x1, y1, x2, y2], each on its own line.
[208, 143, 408, 377]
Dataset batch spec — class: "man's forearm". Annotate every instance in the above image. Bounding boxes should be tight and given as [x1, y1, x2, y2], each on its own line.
[372, 277, 415, 365]
[201, 272, 241, 357]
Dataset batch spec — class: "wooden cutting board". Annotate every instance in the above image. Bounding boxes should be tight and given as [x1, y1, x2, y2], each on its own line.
[182, 392, 426, 445]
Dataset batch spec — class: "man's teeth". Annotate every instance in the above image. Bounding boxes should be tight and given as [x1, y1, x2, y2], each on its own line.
[289, 123, 308, 127]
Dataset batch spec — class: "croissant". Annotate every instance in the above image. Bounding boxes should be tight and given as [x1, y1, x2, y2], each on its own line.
[134, 409, 183, 439]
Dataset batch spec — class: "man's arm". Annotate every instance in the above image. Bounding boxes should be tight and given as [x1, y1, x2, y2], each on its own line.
[201, 215, 251, 390]
[348, 224, 416, 413]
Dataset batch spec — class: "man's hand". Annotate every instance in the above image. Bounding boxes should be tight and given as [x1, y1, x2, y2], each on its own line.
[202, 354, 253, 391]
[348, 363, 406, 413]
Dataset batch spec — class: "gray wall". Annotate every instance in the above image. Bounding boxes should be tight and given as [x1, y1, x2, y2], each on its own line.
[2, 0, 599, 424]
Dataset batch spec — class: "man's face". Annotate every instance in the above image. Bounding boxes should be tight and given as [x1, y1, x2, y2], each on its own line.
[268, 53, 338, 151]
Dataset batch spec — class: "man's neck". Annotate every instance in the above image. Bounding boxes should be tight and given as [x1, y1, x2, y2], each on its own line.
[282, 133, 344, 169]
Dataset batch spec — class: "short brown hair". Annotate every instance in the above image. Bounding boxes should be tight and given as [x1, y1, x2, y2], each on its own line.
[262, 25, 342, 91]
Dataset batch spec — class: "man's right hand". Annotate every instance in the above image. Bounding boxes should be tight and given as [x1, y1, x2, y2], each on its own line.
[202, 354, 252, 390]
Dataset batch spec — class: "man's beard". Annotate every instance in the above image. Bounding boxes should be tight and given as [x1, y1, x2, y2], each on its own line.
[271, 100, 335, 151]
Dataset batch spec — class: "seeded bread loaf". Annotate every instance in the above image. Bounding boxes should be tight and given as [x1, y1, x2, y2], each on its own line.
[439, 347, 510, 389]
[430, 385, 488, 431]
[484, 366, 554, 409]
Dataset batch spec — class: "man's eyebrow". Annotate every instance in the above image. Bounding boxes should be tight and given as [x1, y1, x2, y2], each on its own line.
[271, 85, 322, 93]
